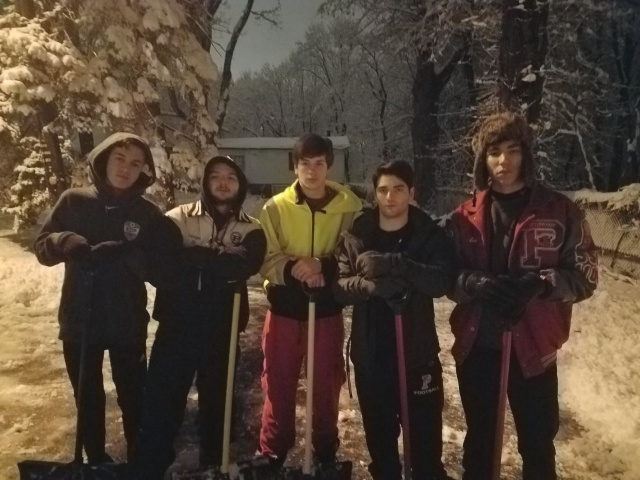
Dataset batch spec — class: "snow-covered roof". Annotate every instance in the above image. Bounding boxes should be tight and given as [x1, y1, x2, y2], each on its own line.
[217, 136, 350, 150]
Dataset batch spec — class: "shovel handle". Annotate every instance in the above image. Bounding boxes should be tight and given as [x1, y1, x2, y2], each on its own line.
[303, 298, 316, 475]
[386, 290, 410, 316]
[492, 330, 512, 480]
[395, 312, 412, 480]
[221, 289, 242, 474]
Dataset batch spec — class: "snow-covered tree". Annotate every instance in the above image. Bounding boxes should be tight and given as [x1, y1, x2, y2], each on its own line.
[0, 0, 219, 226]
[3, 136, 73, 229]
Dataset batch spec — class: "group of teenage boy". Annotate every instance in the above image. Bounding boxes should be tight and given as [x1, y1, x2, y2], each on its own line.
[35, 111, 598, 480]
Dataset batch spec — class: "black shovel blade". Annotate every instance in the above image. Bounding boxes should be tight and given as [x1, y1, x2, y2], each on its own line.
[282, 461, 352, 480]
[171, 456, 278, 480]
[171, 459, 351, 480]
[171, 465, 229, 480]
[18, 460, 128, 480]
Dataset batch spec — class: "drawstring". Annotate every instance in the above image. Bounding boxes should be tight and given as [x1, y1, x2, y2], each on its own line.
[472, 188, 477, 207]
[345, 334, 353, 398]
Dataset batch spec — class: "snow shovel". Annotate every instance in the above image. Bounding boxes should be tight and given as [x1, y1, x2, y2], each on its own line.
[491, 330, 513, 480]
[283, 288, 351, 480]
[18, 266, 128, 480]
[172, 285, 244, 480]
[389, 295, 412, 480]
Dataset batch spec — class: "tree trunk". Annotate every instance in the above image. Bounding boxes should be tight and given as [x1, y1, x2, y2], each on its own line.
[412, 42, 468, 205]
[412, 53, 439, 205]
[609, 18, 638, 189]
[38, 103, 67, 199]
[79, 131, 94, 156]
[498, 0, 549, 123]
[213, 0, 254, 138]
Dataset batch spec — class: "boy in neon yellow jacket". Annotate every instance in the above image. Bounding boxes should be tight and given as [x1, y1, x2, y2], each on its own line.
[258, 133, 362, 468]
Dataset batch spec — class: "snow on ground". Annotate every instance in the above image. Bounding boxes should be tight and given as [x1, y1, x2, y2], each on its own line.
[0, 229, 639, 480]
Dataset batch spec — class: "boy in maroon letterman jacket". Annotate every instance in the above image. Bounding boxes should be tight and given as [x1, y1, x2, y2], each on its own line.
[448, 112, 598, 480]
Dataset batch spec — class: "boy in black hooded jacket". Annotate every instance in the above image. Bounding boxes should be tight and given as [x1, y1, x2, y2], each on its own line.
[134, 156, 266, 479]
[34, 132, 171, 463]
[334, 161, 456, 480]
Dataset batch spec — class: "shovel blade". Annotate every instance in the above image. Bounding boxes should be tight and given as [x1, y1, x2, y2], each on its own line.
[18, 460, 127, 480]
[281, 461, 352, 480]
[171, 459, 351, 480]
[171, 465, 229, 480]
[171, 456, 278, 480]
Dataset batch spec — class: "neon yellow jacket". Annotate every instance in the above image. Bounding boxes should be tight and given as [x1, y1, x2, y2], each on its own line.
[260, 180, 362, 287]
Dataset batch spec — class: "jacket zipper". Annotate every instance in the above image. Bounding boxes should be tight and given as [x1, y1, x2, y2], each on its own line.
[197, 215, 218, 293]
[310, 210, 316, 256]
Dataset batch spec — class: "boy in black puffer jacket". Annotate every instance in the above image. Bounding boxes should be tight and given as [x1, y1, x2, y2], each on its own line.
[334, 160, 456, 480]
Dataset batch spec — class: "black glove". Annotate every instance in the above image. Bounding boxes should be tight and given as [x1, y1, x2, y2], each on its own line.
[181, 245, 216, 269]
[89, 240, 127, 263]
[501, 272, 549, 320]
[356, 251, 406, 279]
[484, 273, 549, 327]
[60, 233, 90, 260]
[464, 271, 515, 301]
[514, 272, 549, 300]
[361, 276, 408, 299]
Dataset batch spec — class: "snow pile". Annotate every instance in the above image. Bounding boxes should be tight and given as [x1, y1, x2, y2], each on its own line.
[558, 271, 640, 480]
[566, 184, 640, 212]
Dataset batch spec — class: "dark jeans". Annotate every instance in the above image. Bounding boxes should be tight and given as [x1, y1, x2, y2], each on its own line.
[62, 341, 146, 463]
[354, 354, 447, 480]
[457, 345, 559, 480]
[134, 318, 236, 479]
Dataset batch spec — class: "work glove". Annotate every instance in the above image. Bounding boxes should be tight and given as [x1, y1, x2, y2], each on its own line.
[499, 272, 549, 321]
[361, 276, 408, 299]
[356, 251, 406, 279]
[464, 271, 515, 301]
[60, 233, 90, 260]
[484, 272, 549, 328]
[513, 272, 549, 300]
[89, 240, 128, 263]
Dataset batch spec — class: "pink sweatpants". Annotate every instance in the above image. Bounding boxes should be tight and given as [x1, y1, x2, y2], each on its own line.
[259, 311, 345, 460]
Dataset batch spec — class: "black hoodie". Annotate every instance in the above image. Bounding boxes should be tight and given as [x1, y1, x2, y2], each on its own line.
[34, 132, 174, 346]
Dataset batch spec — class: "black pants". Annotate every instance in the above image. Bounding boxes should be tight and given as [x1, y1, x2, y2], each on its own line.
[354, 354, 447, 480]
[457, 345, 559, 480]
[62, 341, 146, 463]
[135, 318, 237, 479]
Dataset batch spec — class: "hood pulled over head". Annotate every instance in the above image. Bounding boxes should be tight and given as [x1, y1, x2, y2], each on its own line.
[200, 155, 248, 216]
[87, 132, 156, 195]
